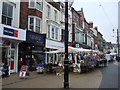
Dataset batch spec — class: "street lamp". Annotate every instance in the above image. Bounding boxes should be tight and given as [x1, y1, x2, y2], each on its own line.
[117, 29, 120, 62]
[64, 0, 74, 88]
[113, 29, 120, 62]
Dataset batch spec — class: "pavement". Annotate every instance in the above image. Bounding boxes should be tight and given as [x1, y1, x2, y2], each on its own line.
[1, 61, 119, 89]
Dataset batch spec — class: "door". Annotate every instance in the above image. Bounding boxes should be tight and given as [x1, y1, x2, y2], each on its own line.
[9, 49, 15, 73]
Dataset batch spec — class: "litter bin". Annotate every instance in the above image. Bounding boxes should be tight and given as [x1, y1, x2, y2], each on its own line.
[36, 64, 44, 74]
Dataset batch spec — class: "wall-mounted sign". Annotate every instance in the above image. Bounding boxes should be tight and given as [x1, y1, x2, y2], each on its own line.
[26, 31, 46, 46]
[3, 27, 18, 37]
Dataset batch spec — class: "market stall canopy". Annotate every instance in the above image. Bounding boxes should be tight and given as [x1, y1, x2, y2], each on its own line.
[45, 46, 80, 53]
[77, 48, 92, 52]
[109, 53, 117, 55]
[45, 47, 93, 53]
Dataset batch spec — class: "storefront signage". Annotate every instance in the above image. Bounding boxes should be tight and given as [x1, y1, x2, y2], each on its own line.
[3, 27, 18, 37]
[32, 50, 43, 53]
[26, 31, 46, 46]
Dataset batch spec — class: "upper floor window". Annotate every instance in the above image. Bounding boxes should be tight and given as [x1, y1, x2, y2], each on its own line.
[46, 5, 50, 18]
[82, 21, 84, 29]
[55, 28, 58, 40]
[54, 10, 57, 21]
[2, 2, 13, 26]
[52, 27, 55, 39]
[29, 0, 43, 11]
[61, 29, 65, 41]
[28, 16, 42, 33]
[47, 25, 50, 38]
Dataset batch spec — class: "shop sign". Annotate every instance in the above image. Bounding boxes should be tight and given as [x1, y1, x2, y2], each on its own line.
[3, 27, 18, 37]
[32, 50, 43, 53]
[26, 31, 46, 46]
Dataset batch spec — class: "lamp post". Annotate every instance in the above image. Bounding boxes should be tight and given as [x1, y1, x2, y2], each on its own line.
[64, 0, 74, 88]
[117, 29, 120, 62]
[64, 0, 69, 88]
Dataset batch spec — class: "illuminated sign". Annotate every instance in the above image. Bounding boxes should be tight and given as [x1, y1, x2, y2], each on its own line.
[3, 27, 18, 37]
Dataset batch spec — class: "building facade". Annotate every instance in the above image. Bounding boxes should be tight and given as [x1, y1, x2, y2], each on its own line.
[0, 0, 26, 73]
[19, 0, 46, 71]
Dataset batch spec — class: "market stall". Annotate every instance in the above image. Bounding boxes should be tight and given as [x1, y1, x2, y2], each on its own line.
[45, 47, 105, 74]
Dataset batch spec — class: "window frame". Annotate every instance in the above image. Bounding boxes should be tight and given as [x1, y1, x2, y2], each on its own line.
[28, 16, 42, 33]
[2, 2, 14, 26]
[29, 0, 43, 11]
[54, 10, 57, 21]
[46, 5, 50, 18]
[55, 27, 58, 40]
[47, 24, 51, 38]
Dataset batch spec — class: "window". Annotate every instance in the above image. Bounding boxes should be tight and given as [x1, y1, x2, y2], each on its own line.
[46, 5, 50, 18]
[54, 10, 57, 21]
[28, 16, 41, 33]
[55, 28, 58, 40]
[52, 27, 54, 39]
[29, 0, 42, 11]
[47, 25, 50, 38]
[29, 17, 34, 31]
[36, 18, 41, 33]
[2, 2, 13, 26]
[61, 29, 65, 41]
[82, 21, 84, 29]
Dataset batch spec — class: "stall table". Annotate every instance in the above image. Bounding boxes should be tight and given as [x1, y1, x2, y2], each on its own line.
[96, 59, 107, 67]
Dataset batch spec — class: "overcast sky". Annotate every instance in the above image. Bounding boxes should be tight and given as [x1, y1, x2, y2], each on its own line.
[72, 0, 118, 43]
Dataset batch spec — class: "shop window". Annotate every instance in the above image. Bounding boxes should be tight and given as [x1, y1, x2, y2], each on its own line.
[29, 0, 43, 11]
[3, 40, 10, 46]
[28, 16, 42, 33]
[11, 42, 15, 49]
[2, 2, 13, 26]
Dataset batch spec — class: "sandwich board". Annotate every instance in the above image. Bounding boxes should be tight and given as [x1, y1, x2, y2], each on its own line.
[19, 65, 29, 78]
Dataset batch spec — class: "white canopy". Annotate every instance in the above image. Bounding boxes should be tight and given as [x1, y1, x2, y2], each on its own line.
[45, 47, 93, 54]
[109, 53, 117, 55]
[45, 46, 80, 53]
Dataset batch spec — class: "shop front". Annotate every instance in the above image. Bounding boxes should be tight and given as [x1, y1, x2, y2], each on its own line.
[0, 24, 26, 74]
[45, 39, 64, 64]
[19, 31, 46, 71]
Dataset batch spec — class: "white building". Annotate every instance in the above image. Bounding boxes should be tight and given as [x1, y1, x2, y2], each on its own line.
[42, 1, 64, 63]
[0, 0, 26, 73]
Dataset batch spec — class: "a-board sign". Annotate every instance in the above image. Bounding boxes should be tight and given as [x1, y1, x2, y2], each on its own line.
[19, 65, 29, 78]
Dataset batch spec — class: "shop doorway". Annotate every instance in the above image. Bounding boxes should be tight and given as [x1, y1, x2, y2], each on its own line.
[2, 46, 15, 73]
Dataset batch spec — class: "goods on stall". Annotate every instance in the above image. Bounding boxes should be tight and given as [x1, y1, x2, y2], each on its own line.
[55, 66, 64, 76]
[73, 64, 81, 73]
[36, 64, 44, 74]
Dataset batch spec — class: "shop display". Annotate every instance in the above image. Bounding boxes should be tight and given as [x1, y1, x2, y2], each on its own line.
[36, 64, 44, 74]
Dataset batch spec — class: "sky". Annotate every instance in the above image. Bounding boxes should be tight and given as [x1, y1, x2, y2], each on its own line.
[72, 0, 119, 43]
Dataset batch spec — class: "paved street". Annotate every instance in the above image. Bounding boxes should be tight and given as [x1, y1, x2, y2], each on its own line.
[1, 61, 119, 89]
[99, 61, 119, 88]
